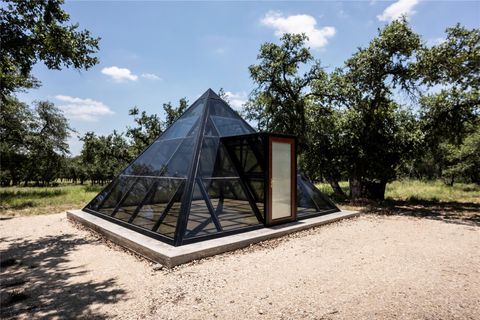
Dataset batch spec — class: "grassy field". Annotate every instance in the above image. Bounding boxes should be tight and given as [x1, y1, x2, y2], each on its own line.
[0, 180, 478, 217]
[317, 179, 480, 203]
[0, 184, 104, 216]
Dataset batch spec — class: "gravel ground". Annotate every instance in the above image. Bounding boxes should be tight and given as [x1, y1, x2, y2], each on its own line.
[1, 212, 479, 319]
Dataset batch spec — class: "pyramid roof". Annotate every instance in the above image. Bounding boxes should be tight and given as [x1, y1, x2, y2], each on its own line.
[85, 89, 338, 246]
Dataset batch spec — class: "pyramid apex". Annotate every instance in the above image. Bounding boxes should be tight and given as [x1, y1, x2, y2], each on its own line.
[199, 88, 224, 100]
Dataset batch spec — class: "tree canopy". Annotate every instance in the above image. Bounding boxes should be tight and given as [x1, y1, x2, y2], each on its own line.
[247, 19, 479, 199]
[0, 0, 100, 100]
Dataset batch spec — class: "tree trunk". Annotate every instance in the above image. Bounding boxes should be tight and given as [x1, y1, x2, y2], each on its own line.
[364, 180, 387, 200]
[327, 179, 346, 198]
[349, 176, 363, 199]
[349, 176, 387, 200]
[445, 176, 455, 186]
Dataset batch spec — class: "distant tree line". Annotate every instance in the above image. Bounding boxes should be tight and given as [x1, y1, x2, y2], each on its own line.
[0, 97, 187, 186]
[1, 0, 98, 186]
[0, 1, 188, 186]
[1, 0, 478, 201]
[1, 98, 70, 186]
[62, 100, 188, 186]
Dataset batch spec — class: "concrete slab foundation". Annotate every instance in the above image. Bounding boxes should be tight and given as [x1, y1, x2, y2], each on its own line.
[67, 209, 359, 268]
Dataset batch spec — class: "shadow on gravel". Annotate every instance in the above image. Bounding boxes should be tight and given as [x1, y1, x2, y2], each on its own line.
[0, 234, 126, 319]
[357, 199, 480, 227]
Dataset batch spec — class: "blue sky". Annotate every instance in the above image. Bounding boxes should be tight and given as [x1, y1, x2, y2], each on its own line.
[17, 0, 480, 155]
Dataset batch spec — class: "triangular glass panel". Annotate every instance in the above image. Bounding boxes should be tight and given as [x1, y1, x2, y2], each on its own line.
[204, 118, 219, 137]
[183, 178, 260, 240]
[210, 116, 253, 137]
[209, 99, 240, 118]
[132, 178, 185, 238]
[89, 176, 136, 215]
[113, 177, 153, 222]
[183, 180, 219, 238]
[160, 116, 200, 141]
[124, 139, 181, 176]
[296, 175, 338, 218]
[205, 178, 259, 231]
[297, 180, 320, 216]
[197, 139, 237, 179]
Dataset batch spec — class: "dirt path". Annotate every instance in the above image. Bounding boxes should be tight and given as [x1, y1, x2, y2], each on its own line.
[1, 213, 479, 319]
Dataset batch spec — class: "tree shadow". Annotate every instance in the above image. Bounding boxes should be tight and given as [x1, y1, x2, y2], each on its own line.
[358, 199, 480, 227]
[0, 234, 126, 319]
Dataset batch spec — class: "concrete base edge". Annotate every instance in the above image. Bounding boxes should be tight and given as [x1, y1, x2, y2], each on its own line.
[67, 209, 359, 268]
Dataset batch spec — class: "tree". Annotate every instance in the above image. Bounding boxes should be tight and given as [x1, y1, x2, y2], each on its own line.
[416, 24, 479, 91]
[126, 107, 162, 156]
[25, 101, 71, 185]
[441, 126, 480, 184]
[416, 25, 479, 184]
[302, 105, 347, 198]
[246, 33, 328, 150]
[0, 96, 33, 186]
[80, 131, 130, 184]
[0, 98, 71, 186]
[126, 98, 189, 156]
[217, 88, 229, 102]
[0, 0, 100, 100]
[60, 156, 87, 184]
[311, 19, 422, 199]
[163, 98, 188, 127]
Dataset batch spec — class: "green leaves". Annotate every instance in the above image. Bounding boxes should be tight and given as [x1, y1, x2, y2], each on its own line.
[344, 18, 421, 100]
[416, 24, 480, 90]
[0, 0, 100, 98]
[126, 98, 188, 157]
[415, 24, 479, 184]
[0, 97, 72, 185]
[80, 131, 130, 183]
[247, 33, 327, 150]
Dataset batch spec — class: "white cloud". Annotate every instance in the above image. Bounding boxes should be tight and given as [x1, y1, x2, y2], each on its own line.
[224, 91, 247, 111]
[141, 73, 161, 80]
[261, 11, 336, 49]
[55, 95, 114, 122]
[377, 0, 419, 22]
[101, 66, 138, 82]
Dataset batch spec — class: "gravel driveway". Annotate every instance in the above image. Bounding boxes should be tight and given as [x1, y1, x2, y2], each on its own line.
[1, 212, 479, 319]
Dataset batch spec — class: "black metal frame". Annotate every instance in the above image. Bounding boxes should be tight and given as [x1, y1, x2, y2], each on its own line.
[221, 132, 299, 226]
[83, 207, 175, 245]
[82, 89, 339, 247]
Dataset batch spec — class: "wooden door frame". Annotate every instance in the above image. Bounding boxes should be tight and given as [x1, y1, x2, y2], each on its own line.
[266, 136, 297, 226]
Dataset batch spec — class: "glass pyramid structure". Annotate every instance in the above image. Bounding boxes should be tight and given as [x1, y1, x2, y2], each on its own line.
[84, 89, 339, 246]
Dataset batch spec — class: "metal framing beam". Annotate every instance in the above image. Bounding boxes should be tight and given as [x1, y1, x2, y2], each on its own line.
[111, 178, 140, 217]
[173, 92, 211, 246]
[222, 142, 264, 224]
[151, 181, 185, 232]
[127, 180, 159, 223]
[196, 178, 223, 232]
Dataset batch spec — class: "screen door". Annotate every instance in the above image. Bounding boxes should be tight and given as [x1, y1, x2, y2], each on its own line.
[267, 137, 296, 225]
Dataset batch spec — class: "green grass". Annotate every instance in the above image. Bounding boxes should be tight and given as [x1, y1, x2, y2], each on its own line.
[385, 180, 480, 203]
[0, 184, 104, 216]
[316, 180, 480, 203]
